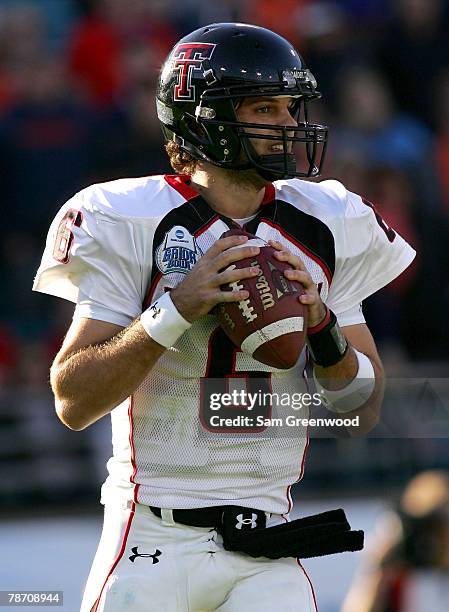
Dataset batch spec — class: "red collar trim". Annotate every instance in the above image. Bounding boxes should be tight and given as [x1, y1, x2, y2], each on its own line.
[261, 183, 275, 205]
[164, 174, 198, 200]
[164, 174, 275, 207]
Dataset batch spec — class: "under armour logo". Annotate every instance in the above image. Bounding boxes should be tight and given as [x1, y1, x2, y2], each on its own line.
[149, 303, 161, 319]
[235, 513, 258, 530]
[129, 546, 162, 564]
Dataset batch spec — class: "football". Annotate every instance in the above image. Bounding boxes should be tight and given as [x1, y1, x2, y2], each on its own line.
[217, 229, 308, 369]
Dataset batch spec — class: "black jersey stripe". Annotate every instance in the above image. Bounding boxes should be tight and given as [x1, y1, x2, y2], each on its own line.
[261, 218, 333, 284]
[246, 199, 335, 282]
[143, 196, 218, 308]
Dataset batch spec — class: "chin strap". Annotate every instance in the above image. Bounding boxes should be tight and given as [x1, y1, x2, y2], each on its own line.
[254, 153, 297, 180]
[241, 139, 298, 181]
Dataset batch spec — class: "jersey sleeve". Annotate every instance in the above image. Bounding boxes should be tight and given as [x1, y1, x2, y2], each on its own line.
[326, 189, 416, 315]
[33, 188, 153, 326]
[336, 303, 365, 327]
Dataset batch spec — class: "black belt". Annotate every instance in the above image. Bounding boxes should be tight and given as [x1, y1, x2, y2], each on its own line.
[149, 505, 364, 559]
[150, 505, 228, 528]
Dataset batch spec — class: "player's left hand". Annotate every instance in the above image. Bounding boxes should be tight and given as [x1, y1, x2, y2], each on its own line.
[268, 240, 326, 328]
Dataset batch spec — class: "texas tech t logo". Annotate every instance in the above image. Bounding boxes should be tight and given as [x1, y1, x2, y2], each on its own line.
[172, 42, 216, 101]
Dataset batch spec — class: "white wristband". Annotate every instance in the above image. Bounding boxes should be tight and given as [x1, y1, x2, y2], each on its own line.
[140, 292, 191, 348]
[313, 349, 376, 413]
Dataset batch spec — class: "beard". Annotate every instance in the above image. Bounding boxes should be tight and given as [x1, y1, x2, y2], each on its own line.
[218, 146, 270, 190]
[221, 165, 269, 191]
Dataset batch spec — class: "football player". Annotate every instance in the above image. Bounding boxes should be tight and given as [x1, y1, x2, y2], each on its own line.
[34, 23, 415, 612]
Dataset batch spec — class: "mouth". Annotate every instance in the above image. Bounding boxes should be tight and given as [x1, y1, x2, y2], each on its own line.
[269, 143, 292, 154]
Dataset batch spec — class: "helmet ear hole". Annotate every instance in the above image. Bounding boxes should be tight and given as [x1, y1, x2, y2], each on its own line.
[183, 114, 210, 145]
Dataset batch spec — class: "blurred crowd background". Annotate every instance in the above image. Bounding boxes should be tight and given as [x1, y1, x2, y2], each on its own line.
[1, 0, 449, 514]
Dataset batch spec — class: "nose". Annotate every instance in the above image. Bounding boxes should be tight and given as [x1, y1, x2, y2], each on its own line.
[278, 108, 298, 140]
[284, 111, 298, 128]
[283, 112, 297, 144]
[265, 108, 297, 140]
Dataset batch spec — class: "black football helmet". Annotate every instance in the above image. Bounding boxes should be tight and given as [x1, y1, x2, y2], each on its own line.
[156, 23, 328, 181]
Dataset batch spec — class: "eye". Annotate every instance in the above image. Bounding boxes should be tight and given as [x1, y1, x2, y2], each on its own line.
[255, 105, 271, 113]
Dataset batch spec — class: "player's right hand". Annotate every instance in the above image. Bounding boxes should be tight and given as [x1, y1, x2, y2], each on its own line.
[170, 234, 260, 322]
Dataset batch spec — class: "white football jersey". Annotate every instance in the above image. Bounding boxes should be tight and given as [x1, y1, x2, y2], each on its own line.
[33, 174, 415, 513]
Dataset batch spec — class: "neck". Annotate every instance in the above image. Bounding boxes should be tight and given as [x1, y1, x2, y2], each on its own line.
[190, 164, 268, 218]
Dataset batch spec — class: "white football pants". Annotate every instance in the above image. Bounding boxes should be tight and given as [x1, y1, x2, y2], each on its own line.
[81, 501, 318, 612]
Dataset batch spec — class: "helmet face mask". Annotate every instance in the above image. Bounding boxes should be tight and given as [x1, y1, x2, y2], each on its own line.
[201, 98, 327, 180]
[157, 23, 328, 181]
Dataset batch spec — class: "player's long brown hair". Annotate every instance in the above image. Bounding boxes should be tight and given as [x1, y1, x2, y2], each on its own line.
[165, 142, 197, 175]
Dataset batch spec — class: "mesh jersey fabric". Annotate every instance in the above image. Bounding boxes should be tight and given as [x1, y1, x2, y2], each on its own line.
[33, 174, 416, 513]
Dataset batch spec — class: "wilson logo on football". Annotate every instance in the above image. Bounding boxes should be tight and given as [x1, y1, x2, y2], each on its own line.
[171, 42, 216, 102]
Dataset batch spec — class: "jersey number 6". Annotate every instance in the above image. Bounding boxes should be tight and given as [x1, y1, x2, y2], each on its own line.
[52, 209, 83, 264]
[362, 198, 396, 243]
[200, 327, 272, 433]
